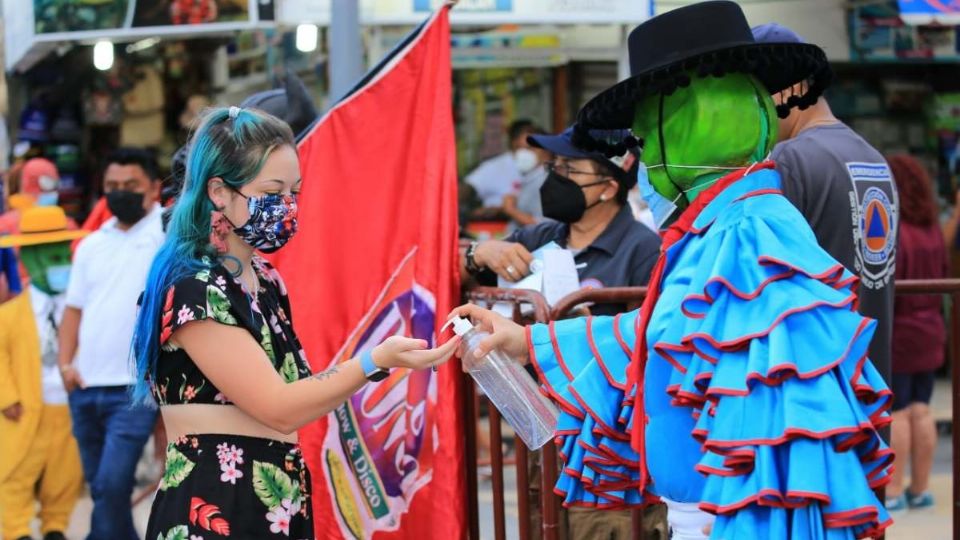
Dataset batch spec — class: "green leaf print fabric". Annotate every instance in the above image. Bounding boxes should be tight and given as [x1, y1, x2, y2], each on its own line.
[252, 460, 297, 511]
[160, 447, 196, 491]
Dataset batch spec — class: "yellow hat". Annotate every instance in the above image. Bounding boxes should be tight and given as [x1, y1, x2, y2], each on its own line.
[7, 193, 35, 211]
[0, 206, 88, 247]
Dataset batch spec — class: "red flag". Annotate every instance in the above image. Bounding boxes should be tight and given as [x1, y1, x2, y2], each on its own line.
[269, 6, 464, 539]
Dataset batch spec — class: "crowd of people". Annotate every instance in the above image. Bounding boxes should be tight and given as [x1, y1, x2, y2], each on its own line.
[0, 1, 953, 539]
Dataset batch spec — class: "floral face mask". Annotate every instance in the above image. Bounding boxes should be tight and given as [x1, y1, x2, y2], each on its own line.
[230, 193, 299, 253]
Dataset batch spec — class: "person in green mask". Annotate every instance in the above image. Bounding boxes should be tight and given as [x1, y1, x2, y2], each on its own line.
[0, 206, 87, 540]
[449, 2, 894, 538]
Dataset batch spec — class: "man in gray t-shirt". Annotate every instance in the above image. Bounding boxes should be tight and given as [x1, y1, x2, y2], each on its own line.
[756, 24, 898, 383]
[772, 124, 897, 383]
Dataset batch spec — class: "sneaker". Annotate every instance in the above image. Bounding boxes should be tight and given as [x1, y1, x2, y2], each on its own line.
[906, 490, 935, 509]
[885, 494, 907, 512]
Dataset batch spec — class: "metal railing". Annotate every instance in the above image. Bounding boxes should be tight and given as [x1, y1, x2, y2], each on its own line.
[463, 278, 960, 540]
[463, 287, 559, 540]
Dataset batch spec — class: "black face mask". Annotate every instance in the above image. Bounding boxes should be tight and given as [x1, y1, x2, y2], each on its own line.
[539, 171, 608, 223]
[106, 190, 147, 225]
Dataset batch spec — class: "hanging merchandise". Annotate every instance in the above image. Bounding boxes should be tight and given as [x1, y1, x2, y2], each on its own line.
[46, 144, 80, 190]
[49, 107, 82, 143]
[120, 65, 166, 147]
[850, 3, 960, 61]
[83, 68, 128, 127]
[83, 90, 122, 126]
[18, 105, 50, 143]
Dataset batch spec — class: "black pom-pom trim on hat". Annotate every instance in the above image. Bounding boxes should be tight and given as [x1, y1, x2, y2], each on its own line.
[577, 41, 833, 130]
[570, 126, 644, 158]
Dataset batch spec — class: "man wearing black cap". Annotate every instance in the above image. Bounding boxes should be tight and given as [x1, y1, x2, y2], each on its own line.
[463, 127, 664, 538]
[462, 126, 661, 317]
[753, 23, 897, 389]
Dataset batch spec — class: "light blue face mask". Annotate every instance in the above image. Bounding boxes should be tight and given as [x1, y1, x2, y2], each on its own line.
[637, 161, 679, 230]
[46, 264, 71, 293]
[36, 192, 59, 207]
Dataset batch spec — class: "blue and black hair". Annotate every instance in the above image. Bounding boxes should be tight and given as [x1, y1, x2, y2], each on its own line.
[131, 106, 295, 404]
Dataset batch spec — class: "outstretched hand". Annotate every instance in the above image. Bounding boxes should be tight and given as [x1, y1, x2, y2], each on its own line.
[447, 304, 529, 365]
[372, 335, 461, 371]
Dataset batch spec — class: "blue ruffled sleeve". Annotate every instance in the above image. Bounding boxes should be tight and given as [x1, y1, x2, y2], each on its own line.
[528, 312, 653, 508]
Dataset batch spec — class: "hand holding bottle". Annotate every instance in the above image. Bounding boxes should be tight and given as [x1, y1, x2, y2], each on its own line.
[444, 309, 557, 449]
[447, 304, 528, 365]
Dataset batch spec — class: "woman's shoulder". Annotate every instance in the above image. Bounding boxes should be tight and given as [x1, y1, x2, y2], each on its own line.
[168, 260, 232, 293]
[159, 263, 241, 345]
[253, 255, 289, 295]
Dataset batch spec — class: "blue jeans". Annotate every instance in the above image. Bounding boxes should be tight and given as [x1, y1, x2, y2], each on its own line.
[68, 386, 157, 540]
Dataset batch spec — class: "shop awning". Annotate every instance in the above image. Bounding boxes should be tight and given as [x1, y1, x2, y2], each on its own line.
[898, 0, 960, 25]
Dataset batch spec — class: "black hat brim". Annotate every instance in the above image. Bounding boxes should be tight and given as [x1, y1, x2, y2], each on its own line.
[577, 41, 832, 130]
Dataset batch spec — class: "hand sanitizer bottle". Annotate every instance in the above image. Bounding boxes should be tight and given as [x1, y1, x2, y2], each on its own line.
[445, 316, 559, 449]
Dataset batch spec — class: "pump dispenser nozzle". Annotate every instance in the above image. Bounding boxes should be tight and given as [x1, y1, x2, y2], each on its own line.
[442, 316, 475, 337]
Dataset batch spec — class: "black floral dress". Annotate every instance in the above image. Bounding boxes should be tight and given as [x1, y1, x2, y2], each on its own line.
[146, 256, 315, 540]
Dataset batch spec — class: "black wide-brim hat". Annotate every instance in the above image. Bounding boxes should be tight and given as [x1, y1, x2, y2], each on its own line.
[576, 1, 832, 133]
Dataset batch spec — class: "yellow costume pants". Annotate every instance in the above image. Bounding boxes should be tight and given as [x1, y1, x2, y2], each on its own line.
[0, 404, 83, 539]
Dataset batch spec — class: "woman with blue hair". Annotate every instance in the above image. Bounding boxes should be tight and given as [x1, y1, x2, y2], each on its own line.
[134, 106, 457, 538]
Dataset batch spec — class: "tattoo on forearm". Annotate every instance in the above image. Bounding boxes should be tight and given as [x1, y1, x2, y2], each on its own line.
[312, 366, 339, 381]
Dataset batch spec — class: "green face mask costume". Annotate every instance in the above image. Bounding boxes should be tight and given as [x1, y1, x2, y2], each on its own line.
[19, 242, 72, 295]
[632, 73, 777, 208]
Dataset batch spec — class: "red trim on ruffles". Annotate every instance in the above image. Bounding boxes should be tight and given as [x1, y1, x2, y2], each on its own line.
[568, 386, 630, 442]
[698, 488, 832, 515]
[687, 180, 781, 234]
[612, 313, 634, 358]
[681, 293, 858, 351]
[668, 318, 874, 401]
[693, 421, 879, 450]
[627, 161, 778, 493]
[586, 316, 627, 390]
[735, 187, 782, 200]
[550, 321, 577, 381]
[527, 326, 585, 418]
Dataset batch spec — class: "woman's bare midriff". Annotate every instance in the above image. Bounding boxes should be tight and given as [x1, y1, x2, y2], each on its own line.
[161, 404, 298, 444]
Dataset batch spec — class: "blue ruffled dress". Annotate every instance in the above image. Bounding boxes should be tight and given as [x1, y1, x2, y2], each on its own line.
[527, 165, 893, 539]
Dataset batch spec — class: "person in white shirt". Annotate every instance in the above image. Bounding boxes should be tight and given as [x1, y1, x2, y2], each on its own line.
[58, 147, 165, 540]
[0, 206, 86, 540]
[466, 119, 550, 225]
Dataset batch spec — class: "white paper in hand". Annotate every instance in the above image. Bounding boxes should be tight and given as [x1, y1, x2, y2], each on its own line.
[493, 242, 567, 316]
[542, 249, 581, 306]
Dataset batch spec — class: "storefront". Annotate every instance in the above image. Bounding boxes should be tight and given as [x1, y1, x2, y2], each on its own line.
[842, 0, 960, 201]
[1, 0, 315, 220]
[279, 0, 649, 173]
[3, 0, 650, 220]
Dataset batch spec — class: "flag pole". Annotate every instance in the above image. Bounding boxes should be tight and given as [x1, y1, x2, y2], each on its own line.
[330, 0, 365, 103]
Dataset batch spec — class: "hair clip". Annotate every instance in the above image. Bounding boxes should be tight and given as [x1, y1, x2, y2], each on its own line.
[228, 106, 242, 119]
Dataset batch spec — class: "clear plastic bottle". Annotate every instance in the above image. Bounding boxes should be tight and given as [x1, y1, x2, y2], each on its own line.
[445, 316, 559, 449]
